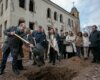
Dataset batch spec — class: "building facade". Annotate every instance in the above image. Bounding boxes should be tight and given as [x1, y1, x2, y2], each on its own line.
[0, 0, 80, 41]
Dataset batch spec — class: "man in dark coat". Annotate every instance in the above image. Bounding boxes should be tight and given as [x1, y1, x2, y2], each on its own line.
[59, 30, 66, 59]
[32, 26, 47, 66]
[0, 19, 27, 75]
[89, 25, 100, 63]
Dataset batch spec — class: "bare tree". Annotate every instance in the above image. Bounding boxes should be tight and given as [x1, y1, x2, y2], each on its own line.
[82, 26, 92, 35]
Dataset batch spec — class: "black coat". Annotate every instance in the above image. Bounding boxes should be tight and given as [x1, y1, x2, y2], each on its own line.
[4, 26, 26, 55]
[89, 30, 100, 47]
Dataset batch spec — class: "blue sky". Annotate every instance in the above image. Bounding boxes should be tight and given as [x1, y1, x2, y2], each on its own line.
[51, 0, 100, 28]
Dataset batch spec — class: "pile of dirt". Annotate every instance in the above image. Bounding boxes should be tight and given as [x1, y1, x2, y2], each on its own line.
[23, 57, 90, 80]
[65, 57, 89, 71]
[24, 66, 77, 80]
[0, 55, 90, 80]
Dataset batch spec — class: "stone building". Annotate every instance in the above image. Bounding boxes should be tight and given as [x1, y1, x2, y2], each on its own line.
[0, 0, 80, 41]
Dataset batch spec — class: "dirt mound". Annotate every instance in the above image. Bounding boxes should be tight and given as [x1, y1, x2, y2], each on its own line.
[65, 57, 89, 71]
[24, 66, 77, 80]
[68, 57, 86, 66]
[24, 57, 89, 80]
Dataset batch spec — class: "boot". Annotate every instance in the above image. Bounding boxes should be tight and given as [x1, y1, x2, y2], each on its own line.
[32, 61, 36, 65]
[12, 64, 20, 75]
[17, 60, 24, 70]
[13, 69, 20, 75]
[0, 65, 5, 75]
[91, 58, 96, 63]
[0, 68, 4, 75]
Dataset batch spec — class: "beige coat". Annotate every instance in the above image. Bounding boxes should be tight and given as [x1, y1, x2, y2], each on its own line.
[75, 36, 83, 47]
[66, 35, 76, 53]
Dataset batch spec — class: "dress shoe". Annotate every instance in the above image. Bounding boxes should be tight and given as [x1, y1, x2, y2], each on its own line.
[13, 69, 20, 75]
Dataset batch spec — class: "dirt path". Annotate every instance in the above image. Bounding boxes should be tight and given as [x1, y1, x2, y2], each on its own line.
[0, 57, 100, 80]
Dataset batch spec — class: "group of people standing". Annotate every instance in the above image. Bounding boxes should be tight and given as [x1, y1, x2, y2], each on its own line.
[0, 18, 100, 75]
[60, 25, 100, 63]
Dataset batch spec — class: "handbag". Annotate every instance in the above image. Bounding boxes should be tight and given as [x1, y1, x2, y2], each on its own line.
[63, 40, 71, 46]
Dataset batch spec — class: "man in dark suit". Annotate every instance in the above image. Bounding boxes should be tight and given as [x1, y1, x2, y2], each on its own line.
[0, 18, 28, 75]
[89, 25, 100, 63]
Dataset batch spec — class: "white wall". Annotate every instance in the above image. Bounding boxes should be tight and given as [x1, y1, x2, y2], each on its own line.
[0, 0, 12, 39]
[0, 0, 80, 39]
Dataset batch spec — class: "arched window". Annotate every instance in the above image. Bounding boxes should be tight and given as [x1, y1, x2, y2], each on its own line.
[72, 20, 74, 27]
[68, 18, 71, 26]
[19, 0, 25, 8]
[29, 22, 34, 30]
[54, 12, 57, 21]
[0, 24, 2, 37]
[29, 0, 35, 12]
[60, 14, 63, 23]
[5, 0, 8, 10]
[0, 0, 2, 4]
[1, 4, 3, 16]
[4, 20, 7, 30]
[47, 8, 51, 18]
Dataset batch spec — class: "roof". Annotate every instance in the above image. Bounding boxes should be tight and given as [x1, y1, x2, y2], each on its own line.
[42, 0, 79, 19]
[71, 7, 79, 13]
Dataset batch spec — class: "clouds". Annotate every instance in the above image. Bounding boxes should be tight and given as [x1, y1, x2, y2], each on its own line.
[51, 0, 73, 11]
[77, 0, 100, 27]
[51, 0, 100, 28]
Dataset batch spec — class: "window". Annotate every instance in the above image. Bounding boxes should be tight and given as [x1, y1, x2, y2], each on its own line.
[19, 0, 25, 8]
[0, 24, 2, 37]
[68, 19, 71, 26]
[61, 25, 64, 31]
[47, 8, 51, 18]
[29, 0, 35, 12]
[72, 13, 75, 16]
[54, 12, 57, 21]
[72, 20, 74, 27]
[60, 14, 63, 23]
[29, 22, 34, 30]
[5, 0, 8, 10]
[0, 0, 2, 4]
[1, 4, 3, 16]
[4, 20, 7, 30]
